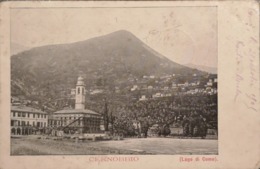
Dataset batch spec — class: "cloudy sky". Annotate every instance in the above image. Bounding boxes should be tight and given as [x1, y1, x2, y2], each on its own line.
[11, 7, 217, 68]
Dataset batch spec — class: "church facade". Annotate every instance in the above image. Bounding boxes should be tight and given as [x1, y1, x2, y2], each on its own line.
[53, 76, 102, 134]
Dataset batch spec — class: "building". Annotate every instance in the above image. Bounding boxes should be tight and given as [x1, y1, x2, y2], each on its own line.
[139, 95, 147, 101]
[153, 93, 162, 98]
[147, 85, 153, 90]
[71, 88, 76, 95]
[11, 105, 48, 135]
[48, 115, 61, 128]
[75, 76, 85, 109]
[53, 76, 102, 134]
[131, 85, 138, 91]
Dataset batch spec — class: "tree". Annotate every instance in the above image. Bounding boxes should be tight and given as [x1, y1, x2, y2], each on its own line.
[158, 124, 171, 137]
[109, 111, 116, 134]
[139, 118, 150, 137]
[103, 98, 109, 131]
[113, 115, 136, 137]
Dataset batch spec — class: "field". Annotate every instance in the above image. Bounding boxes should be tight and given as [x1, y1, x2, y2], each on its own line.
[11, 136, 218, 155]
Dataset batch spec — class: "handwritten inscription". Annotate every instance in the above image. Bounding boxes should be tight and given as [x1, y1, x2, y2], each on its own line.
[244, 37, 258, 112]
[234, 8, 258, 112]
[235, 41, 245, 101]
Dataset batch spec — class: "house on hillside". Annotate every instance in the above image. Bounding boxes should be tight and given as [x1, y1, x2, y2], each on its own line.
[139, 95, 148, 101]
[11, 96, 21, 106]
[147, 85, 153, 90]
[172, 83, 177, 89]
[71, 88, 76, 95]
[153, 93, 162, 98]
[131, 85, 138, 91]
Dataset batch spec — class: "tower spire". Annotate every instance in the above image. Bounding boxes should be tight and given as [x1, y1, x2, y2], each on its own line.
[75, 76, 85, 109]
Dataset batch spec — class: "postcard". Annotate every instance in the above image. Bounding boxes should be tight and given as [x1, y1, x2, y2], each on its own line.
[0, 1, 259, 169]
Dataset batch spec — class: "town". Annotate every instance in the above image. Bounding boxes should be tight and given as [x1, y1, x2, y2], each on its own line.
[11, 71, 217, 152]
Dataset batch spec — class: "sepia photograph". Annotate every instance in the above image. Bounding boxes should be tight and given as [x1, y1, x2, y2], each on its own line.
[10, 6, 218, 155]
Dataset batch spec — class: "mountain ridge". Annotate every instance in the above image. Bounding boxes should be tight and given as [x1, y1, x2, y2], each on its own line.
[185, 63, 217, 74]
[11, 30, 205, 109]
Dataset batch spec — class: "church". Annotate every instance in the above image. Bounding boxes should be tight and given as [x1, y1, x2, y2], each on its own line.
[53, 76, 102, 134]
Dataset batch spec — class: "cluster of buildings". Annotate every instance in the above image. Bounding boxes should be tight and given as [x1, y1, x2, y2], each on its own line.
[10, 72, 218, 136]
[132, 74, 218, 101]
[11, 76, 102, 136]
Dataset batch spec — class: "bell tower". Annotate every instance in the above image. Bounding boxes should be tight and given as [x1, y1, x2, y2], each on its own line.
[75, 76, 85, 110]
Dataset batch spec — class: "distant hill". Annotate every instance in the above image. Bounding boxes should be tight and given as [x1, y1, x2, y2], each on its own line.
[185, 63, 217, 74]
[11, 30, 204, 109]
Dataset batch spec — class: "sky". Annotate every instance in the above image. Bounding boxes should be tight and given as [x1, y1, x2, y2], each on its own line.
[11, 7, 217, 68]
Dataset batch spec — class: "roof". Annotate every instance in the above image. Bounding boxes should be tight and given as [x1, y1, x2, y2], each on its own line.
[48, 115, 61, 120]
[53, 108, 100, 115]
[77, 76, 85, 86]
[11, 106, 47, 114]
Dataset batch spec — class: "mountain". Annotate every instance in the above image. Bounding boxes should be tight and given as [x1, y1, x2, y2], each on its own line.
[185, 63, 217, 74]
[11, 30, 203, 109]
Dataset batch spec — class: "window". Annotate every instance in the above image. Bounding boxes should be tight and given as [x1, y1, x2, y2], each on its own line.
[33, 122, 35, 126]
[27, 121, 29, 126]
[18, 121, 20, 126]
[38, 114, 40, 118]
[22, 113, 26, 117]
[78, 87, 80, 94]
[18, 112, 21, 117]
[27, 113, 30, 118]
[82, 88, 84, 94]
[41, 114, 43, 118]
[44, 114, 46, 118]
[13, 112, 16, 117]
[33, 114, 35, 118]
[11, 120, 14, 126]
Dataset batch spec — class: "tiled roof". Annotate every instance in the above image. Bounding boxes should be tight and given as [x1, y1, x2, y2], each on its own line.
[11, 106, 47, 114]
[54, 109, 100, 115]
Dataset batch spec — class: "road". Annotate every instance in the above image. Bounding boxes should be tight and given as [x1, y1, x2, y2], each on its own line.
[11, 137, 217, 155]
[89, 137, 218, 155]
